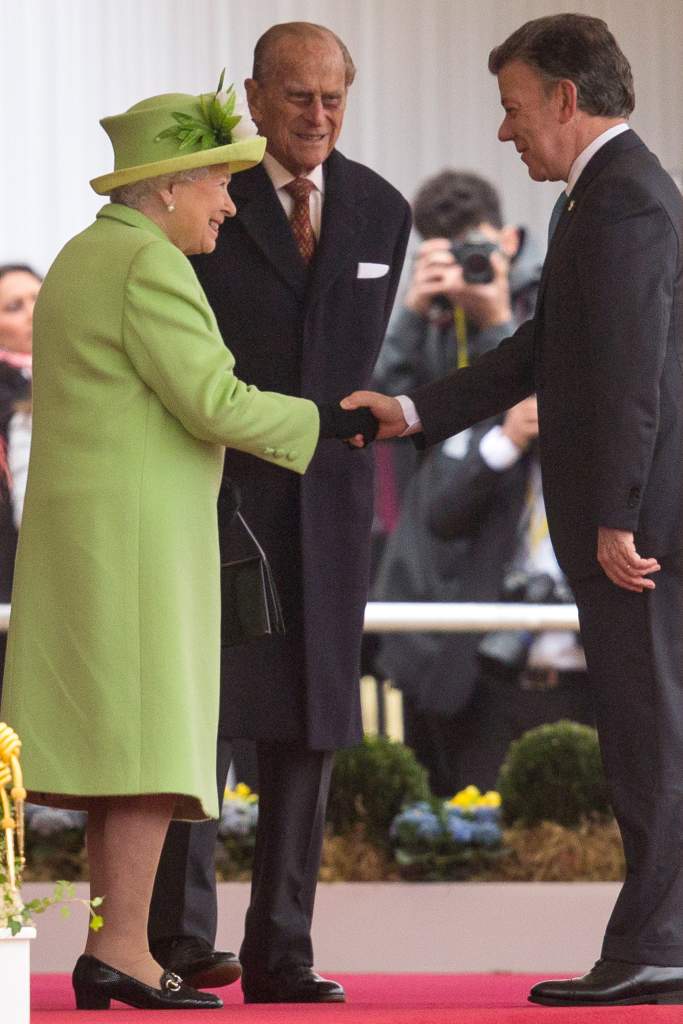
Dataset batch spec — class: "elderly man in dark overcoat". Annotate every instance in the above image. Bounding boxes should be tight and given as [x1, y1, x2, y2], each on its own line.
[148, 21, 411, 1004]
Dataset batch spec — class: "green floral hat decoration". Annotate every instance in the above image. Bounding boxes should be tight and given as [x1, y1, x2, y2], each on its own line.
[90, 70, 265, 195]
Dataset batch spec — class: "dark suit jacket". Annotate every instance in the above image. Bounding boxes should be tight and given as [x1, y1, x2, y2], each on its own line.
[411, 130, 683, 579]
[192, 149, 411, 749]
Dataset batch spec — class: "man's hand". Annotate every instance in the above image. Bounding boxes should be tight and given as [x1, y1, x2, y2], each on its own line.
[341, 391, 408, 441]
[404, 239, 460, 317]
[597, 527, 661, 592]
[404, 238, 512, 328]
[457, 249, 513, 328]
[501, 396, 539, 451]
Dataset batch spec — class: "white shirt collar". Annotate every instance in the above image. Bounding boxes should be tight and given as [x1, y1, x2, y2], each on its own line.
[261, 152, 325, 195]
[566, 122, 630, 195]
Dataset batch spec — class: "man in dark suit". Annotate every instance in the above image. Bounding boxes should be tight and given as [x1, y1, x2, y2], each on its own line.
[148, 22, 411, 1004]
[344, 13, 683, 1007]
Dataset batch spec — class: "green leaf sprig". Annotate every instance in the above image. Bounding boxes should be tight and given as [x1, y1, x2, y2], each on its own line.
[1, 861, 104, 936]
[155, 69, 241, 152]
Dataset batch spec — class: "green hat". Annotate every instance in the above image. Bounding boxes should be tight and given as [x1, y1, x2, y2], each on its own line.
[90, 74, 266, 195]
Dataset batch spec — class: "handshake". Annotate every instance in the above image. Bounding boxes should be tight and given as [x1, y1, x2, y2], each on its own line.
[317, 392, 409, 447]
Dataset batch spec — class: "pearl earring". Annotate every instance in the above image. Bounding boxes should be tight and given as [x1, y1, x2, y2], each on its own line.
[166, 203, 175, 213]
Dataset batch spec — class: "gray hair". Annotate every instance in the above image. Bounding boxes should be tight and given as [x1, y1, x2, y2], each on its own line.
[489, 14, 634, 118]
[110, 165, 211, 210]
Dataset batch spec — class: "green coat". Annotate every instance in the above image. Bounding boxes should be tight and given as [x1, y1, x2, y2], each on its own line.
[1, 204, 319, 820]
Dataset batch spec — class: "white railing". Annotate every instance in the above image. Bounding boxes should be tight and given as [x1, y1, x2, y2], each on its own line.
[0, 601, 579, 635]
[364, 601, 579, 633]
[361, 601, 580, 740]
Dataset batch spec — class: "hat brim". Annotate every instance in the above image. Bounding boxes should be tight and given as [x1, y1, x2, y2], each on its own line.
[90, 135, 266, 195]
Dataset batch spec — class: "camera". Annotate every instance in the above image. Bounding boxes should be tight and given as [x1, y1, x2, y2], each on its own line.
[497, 570, 574, 606]
[477, 571, 574, 678]
[449, 231, 498, 285]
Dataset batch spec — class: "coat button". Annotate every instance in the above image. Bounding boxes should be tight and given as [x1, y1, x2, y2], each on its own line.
[263, 446, 275, 455]
[274, 449, 285, 458]
[287, 451, 298, 461]
[627, 486, 641, 509]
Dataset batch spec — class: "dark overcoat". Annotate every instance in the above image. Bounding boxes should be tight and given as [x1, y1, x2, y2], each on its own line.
[192, 149, 411, 750]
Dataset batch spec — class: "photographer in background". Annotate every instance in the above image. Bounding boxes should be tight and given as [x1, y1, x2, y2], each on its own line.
[372, 174, 590, 793]
[372, 170, 542, 499]
[375, 394, 595, 795]
[365, 172, 543, 676]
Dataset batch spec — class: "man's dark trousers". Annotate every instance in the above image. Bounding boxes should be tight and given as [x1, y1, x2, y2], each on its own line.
[572, 553, 683, 965]
[149, 736, 333, 972]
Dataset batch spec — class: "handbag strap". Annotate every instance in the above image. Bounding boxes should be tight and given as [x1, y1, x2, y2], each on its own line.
[234, 510, 285, 634]
[234, 509, 268, 561]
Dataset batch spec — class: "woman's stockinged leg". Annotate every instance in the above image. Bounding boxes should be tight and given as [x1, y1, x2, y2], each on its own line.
[84, 793, 175, 988]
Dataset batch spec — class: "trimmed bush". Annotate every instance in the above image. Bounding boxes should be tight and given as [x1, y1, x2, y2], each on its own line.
[497, 720, 612, 828]
[327, 736, 430, 846]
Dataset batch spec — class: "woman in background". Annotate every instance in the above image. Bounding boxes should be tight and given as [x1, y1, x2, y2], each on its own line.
[0, 265, 40, 686]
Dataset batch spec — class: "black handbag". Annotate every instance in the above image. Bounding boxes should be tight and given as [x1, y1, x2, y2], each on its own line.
[220, 509, 285, 648]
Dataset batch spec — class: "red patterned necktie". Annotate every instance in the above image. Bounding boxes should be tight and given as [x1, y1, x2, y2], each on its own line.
[284, 177, 317, 264]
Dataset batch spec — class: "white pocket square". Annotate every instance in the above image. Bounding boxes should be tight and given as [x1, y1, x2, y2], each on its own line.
[357, 262, 389, 279]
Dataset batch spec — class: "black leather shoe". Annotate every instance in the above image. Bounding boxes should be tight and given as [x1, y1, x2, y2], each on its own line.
[72, 954, 222, 1009]
[151, 936, 241, 989]
[529, 959, 683, 1006]
[242, 965, 346, 1003]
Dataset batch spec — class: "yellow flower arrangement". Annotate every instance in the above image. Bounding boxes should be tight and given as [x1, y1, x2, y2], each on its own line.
[0, 722, 103, 934]
[223, 782, 258, 804]
[447, 785, 502, 810]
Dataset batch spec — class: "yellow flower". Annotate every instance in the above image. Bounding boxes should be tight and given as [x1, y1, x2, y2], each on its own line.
[223, 782, 259, 803]
[448, 785, 481, 808]
[478, 791, 502, 808]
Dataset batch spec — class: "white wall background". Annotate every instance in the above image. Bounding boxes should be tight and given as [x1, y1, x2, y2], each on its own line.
[1, 0, 682, 274]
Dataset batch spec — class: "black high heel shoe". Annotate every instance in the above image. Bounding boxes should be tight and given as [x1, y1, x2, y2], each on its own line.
[72, 954, 223, 1010]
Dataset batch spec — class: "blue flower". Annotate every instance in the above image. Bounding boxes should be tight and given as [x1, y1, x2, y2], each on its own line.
[471, 821, 502, 848]
[390, 805, 442, 842]
[217, 800, 258, 838]
[28, 806, 86, 836]
[445, 815, 475, 844]
[472, 805, 501, 824]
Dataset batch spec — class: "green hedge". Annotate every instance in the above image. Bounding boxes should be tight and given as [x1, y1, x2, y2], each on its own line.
[497, 720, 612, 827]
[327, 736, 431, 846]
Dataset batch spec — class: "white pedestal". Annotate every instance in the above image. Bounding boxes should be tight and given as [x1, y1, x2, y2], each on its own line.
[0, 926, 35, 1024]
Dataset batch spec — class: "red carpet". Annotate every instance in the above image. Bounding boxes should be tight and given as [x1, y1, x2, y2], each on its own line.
[30, 973, 683, 1022]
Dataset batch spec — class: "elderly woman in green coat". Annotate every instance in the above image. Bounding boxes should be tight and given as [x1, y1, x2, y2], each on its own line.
[0, 79, 374, 1012]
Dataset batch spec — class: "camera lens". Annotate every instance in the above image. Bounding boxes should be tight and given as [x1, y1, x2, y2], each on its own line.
[462, 252, 494, 284]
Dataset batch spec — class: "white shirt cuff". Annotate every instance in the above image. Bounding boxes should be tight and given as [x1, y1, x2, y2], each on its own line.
[479, 425, 523, 471]
[395, 395, 422, 436]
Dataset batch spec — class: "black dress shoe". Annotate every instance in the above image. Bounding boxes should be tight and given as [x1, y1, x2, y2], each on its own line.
[242, 965, 346, 1003]
[529, 958, 683, 1006]
[151, 936, 241, 988]
[72, 954, 222, 1009]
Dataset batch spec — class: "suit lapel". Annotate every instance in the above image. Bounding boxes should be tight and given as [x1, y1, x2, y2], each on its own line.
[231, 164, 309, 300]
[309, 150, 368, 300]
[535, 129, 644, 309]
